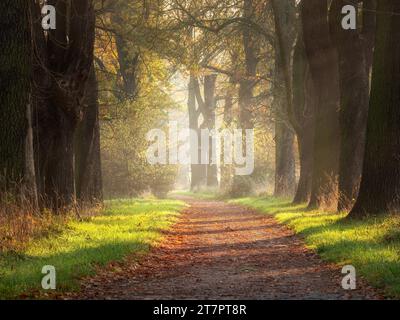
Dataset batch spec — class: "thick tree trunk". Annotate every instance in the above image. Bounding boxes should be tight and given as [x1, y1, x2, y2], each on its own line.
[75, 67, 103, 204]
[238, 81, 255, 131]
[292, 33, 316, 204]
[0, 0, 31, 191]
[274, 69, 296, 198]
[330, 0, 375, 211]
[301, 0, 341, 210]
[363, 0, 377, 72]
[29, 0, 48, 206]
[42, 116, 76, 210]
[294, 129, 314, 204]
[272, 0, 305, 200]
[273, 42, 296, 198]
[271, 0, 297, 126]
[350, 0, 400, 217]
[38, 0, 96, 210]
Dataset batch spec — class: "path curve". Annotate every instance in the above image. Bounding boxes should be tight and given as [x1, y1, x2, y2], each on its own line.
[67, 198, 381, 300]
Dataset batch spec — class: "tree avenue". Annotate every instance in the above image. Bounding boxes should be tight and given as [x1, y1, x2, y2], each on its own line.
[1, 0, 400, 301]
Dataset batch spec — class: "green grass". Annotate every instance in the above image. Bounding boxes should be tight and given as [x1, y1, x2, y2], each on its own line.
[0, 198, 185, 299]
[231, 197, 400, 298]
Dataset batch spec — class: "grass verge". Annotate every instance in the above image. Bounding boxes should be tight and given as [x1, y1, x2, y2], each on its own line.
[0, 198, 184, 299]
[231, 197, 400, 298]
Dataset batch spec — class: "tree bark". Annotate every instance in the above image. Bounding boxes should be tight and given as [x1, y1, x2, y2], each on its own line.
[24, 100, 39, 208]
[301, 0, 341, 210]
[274, 120, 296, 198]
[75, 67, 103, 204]
[271, 0, 297, 128]
[220, 85, 235, 192]
[294, 128, 314, 204]
[350, 0, 400, 217]
[292, 32, 316, 204]
[230, 0, 258, 195]
[203, 74, 219, 188]
[238, 0, 258, 131]
[0, 0, 31, 191]
[273, 33, 296, 198]
[273, 64, 296, 198]
[188, 75, 207, 191]
[38, 0, 96, 210]
[113, 13, 140, 99]
[272, 0, 310, 200]
[330, 0, 376, 211]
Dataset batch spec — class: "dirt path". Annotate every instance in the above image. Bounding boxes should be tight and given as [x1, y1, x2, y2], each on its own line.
[67, 198, 381, 300]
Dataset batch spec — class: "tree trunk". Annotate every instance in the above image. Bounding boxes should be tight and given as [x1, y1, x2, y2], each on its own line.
[42, 116, 77, 210]
[239, 0, 257, 131]
[294, 129, 314, 204]
[203, 75, 219, 188]
[220, 88, 235, 192]
[363, 0, 377, 72]
[0, 0, 31, 191]
[301, 0, 341, 210]
[350, 0, 400, 217]
[113, 13, 140, 99]
[273, 35, 296, 198]
[330, 0, 375, 211]
[188, 75, 206, 191]
[24, 101, 39, 208]
[38, 0, 96, 210]
[230, 0, 258, 195]
[274, 64, 296, 198]
[292, 32, 316, 204]
[75, 67, 103, 204]
[274, 121, 296, 197]
[271, 0, 297, 127]
[272, 0, 308, 200]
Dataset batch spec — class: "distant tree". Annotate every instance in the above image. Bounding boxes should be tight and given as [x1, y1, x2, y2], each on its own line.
[188, 75, 207, 191]
[111, 10, 141, 99]
[203, 74, 219, 188]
